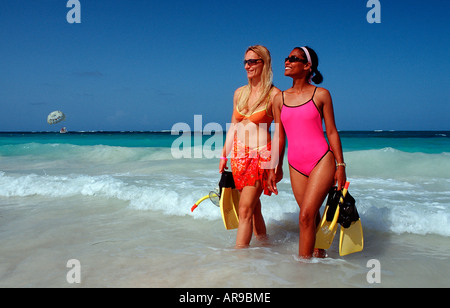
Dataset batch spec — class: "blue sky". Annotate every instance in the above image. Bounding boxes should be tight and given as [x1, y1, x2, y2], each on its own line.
[1, 0, 449, 131]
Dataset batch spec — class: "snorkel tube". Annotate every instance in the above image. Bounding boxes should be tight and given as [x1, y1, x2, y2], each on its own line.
[191, 195, 210, 212]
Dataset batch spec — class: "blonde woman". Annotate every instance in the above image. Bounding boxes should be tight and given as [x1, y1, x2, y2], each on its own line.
[220, 45, 281, 248]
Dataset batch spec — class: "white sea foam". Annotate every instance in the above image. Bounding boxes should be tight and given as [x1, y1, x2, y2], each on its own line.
[0, 164, 449, 237]
[1, 142, 450, 236]
[1, 134, 449, 287]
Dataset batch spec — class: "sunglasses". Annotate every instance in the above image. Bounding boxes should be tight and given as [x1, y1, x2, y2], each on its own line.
[285, 56, 307, 63]
[243, 59, 263, 66]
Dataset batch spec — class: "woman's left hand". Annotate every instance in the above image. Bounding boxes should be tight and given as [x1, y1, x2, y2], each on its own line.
[267, 169, 279, 195]
[335, 166, 347, 191]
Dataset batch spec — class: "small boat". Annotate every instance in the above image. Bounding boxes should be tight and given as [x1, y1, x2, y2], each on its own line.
[60, 127, 68, 134]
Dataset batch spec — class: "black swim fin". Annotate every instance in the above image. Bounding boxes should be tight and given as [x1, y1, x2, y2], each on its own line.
[315, 181, 364, 256]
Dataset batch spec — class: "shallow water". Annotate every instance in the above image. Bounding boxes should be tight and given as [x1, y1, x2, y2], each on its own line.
[1, 194, 449, 288]
[0, 132, 449, 287]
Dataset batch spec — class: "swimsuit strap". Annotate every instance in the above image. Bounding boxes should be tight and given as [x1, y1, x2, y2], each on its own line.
[282, 87, 317, 106]
[237, 86, 274, 117]
[311, 87, 318, 101]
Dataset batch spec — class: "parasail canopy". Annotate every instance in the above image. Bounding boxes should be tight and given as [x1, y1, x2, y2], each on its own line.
[47, 110, 66, 124]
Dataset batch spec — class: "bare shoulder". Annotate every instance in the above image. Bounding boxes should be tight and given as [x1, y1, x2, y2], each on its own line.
[271, 90, 283, 110]
[269, 86, 281, 102]
[234, 86, 246, 96]
[315, 87, 332, 107]
[270, 86, 281, 97]
[315, 87, 331, 99]
[233, 86, 246, 105]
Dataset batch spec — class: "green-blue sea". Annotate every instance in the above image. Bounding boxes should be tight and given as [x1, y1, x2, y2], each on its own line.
[0, 130, 449, 287]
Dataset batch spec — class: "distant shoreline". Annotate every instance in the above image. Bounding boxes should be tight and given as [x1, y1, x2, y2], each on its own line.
[0, 130, 448, 137]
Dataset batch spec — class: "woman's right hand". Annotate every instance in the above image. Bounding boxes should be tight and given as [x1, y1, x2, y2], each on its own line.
[267, 169, 279, 195]
[219, 158, 228, 173]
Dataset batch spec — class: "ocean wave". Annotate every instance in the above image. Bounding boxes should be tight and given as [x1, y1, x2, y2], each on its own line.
[0, 143, 176, 163]
[1, 141, 449, 237]
[0, 171, 221, 219]
[0, 171, 449, 237]
[345, 147, 450, 179]
[348, 178, 450, 237]
[1, 143, 449, 175]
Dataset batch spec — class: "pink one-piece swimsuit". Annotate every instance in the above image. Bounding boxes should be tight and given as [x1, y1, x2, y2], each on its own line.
[280, 87, 330, 177]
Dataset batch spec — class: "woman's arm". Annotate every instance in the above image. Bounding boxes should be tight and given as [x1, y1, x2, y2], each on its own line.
[219, 87, 241, 173]
[319, 88, 346, 190]
[267, 91, 286, 194]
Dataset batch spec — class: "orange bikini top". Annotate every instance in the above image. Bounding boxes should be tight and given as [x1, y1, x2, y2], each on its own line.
[233, 88, 273, 125]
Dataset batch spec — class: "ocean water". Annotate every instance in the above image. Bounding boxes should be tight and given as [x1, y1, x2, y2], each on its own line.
[0, 131, 449, 288]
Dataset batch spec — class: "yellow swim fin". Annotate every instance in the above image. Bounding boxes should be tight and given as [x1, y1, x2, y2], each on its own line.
[338, 190, 364, 256]
[314, 204, 339, 250]
[220, 187, 239, 230]
[339, 219, 364, 256]
[218, 171, 240, 230]
[191, 171, 240, 230]
[315, 182, 349, 250]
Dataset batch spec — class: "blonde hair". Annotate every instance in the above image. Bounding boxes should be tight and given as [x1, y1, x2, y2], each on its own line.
[237, 45, 274, 114]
